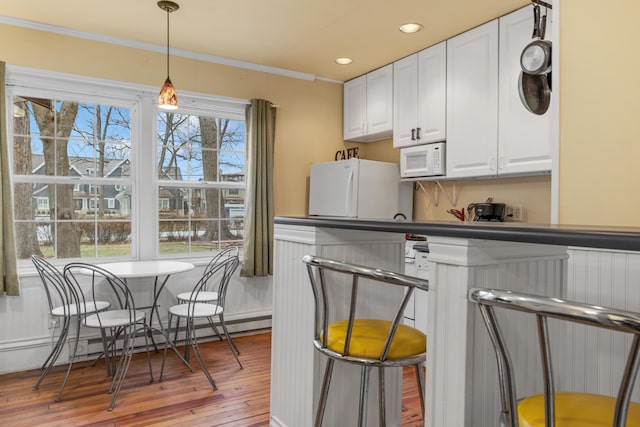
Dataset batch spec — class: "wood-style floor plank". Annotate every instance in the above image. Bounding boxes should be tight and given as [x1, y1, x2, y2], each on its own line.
[0, 331, 423, 426]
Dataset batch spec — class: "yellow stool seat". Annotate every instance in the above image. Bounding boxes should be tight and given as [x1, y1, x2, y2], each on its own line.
[518, 391, 640, 427]
[325, 319, 426, 360]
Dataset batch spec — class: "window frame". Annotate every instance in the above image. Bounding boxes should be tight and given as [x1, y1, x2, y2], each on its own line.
[5, 65, 248, 269]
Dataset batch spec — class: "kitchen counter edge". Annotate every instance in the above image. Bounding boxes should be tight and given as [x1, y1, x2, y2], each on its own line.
[274, 216, 640, 252]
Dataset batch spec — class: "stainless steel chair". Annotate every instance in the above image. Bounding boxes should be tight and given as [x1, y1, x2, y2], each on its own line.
[161, 255, 242, 389]
[63, 263, 154, 411]
[469, 288, 640, 427]
[173, 246, 241, 356]
[31, 255, 111, 397]
[303, 255, 428, 427]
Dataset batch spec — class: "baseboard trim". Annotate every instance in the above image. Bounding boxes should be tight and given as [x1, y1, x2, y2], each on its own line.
[0, 313, 272, 374]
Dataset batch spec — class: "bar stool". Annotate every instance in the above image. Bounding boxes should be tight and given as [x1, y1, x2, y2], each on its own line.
[303, 255, 428, 427]
[469, 288, 640, 427]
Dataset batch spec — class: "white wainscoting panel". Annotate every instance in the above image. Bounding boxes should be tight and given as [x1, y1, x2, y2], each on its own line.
[1, 265, 272, 374]
[561, 247, 640, 401]
[270, 224, 407, 427]
[425, 237, 568, 427]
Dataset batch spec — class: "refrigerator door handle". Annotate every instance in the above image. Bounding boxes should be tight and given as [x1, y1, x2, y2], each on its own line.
[346, 170, 354, 215]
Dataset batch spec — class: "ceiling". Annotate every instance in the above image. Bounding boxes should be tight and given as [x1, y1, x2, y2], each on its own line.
[0, 0, 530, 82]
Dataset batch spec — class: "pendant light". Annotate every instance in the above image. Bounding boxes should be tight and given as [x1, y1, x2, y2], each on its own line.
[157, 1, 179, 110]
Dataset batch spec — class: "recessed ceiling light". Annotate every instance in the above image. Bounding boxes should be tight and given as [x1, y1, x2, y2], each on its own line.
[399, 23, 423, 34]
[335, 57, 353, 65]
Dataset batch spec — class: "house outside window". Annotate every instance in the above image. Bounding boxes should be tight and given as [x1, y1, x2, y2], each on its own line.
[36, 197, 49, 211]
[5, 66, 246, 264]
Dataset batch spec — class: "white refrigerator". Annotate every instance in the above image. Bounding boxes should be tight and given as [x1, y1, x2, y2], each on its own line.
[308, 158, 413, 219]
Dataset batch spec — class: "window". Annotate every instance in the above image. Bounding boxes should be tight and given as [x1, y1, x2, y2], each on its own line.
[6, 66, 246, 263]
[157, 112, 246, 255]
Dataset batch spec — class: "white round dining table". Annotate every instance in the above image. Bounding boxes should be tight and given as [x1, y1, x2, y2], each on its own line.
[93, 260, 195, 370]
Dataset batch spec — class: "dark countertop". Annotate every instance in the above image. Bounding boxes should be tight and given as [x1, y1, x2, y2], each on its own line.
[275, 216, 640, 252]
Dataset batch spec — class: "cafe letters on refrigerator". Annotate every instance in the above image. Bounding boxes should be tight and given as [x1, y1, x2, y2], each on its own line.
[335, 147, 359, 160]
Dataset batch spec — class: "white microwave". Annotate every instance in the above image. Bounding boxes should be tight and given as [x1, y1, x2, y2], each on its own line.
[400, 142, 446, 178]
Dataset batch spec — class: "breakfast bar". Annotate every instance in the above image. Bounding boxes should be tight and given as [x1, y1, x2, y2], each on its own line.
[269, 216, 640, 427]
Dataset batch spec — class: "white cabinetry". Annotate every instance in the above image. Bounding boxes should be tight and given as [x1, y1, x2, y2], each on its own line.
[446, 20, 499, 179]
[393, 41, 447, 148]
[446, 6, 552, 179]
[498, 5, 552, 175]
[343, 64, 393, 142]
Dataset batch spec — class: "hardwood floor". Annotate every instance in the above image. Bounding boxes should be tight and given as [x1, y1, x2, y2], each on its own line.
[0, 331, 424, 426]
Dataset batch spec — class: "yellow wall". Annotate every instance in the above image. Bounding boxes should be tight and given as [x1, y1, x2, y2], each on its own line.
[356, 141, 551, 223]
[558, 1, 640, 226]
[0, 23, 344, 218]
[4, 0, 640, 227]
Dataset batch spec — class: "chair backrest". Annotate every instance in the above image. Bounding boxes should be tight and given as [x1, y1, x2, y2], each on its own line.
[32, 255, 80, 317]
[468, 288, 640, 427]
[189, 255, 239, 315]
[63, 263, 137, 327]
[302, 255, 429, 363]
[204, 246, 240, 275]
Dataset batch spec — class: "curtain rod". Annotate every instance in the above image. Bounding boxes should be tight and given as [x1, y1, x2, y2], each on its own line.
[532, 0, 552, 9]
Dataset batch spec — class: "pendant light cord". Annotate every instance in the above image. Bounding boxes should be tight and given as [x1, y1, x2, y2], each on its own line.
[166, 8, 170, 78]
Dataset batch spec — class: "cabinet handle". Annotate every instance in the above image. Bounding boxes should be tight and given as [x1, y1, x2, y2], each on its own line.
[411, 128, 416, 140]
[416, 127, 421, 140]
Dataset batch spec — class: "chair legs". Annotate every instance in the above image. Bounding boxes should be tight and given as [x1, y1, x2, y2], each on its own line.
[54, 317, 83, 402]
[33, 315, 71, 391]
[106, 323, 153, 411]
[377, 367, 386, 427]
[187, 318, 218, 390]
[314, 358, 335, 427]
[218, 314, 243, 369]
[314, 359, 424, 427]
[414, 363, 425, 418]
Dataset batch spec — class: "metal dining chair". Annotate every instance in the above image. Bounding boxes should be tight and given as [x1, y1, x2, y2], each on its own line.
[31, 255, 111, 397]
[469, 288, 640, 427]
[303, 255, 429, 427]
[63, 263, 154, 411]
[161, 255, 241, 389]
[173, 246, 241, 357]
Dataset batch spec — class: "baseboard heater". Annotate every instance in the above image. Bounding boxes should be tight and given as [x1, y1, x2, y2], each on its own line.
[84, 314, 272, 358]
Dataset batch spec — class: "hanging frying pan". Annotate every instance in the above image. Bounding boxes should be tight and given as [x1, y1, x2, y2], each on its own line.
[518, 3, 552, 115]
[518, 71, 551, 115]
[521, 5, 552, 75]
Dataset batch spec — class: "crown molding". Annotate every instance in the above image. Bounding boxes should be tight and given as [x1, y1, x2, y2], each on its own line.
[0, 15, 342, 84]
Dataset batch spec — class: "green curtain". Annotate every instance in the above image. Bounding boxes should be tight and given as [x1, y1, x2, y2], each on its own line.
[0, 61, 20, 296]
[240, 99, 276, 277]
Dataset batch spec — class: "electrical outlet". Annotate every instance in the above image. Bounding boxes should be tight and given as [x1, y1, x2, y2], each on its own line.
[48, 315, 59, 329]
[509, 205, 523, 221]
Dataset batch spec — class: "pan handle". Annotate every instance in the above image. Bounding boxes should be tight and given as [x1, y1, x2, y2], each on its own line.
[532, 4, 540, 39]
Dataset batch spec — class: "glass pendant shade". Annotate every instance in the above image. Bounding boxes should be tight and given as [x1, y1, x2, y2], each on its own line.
[157, 1, 179, 110]
[158, 77, 178, 110]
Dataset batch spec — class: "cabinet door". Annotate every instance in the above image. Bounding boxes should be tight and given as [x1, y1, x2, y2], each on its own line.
[393, 54, 419, 148]
[446, 20, 499, 179]
[343, 74, 366, 140]
[417, 41, 447, 144]
[365, 64, 393, 139]
[498, 5, 552, 175]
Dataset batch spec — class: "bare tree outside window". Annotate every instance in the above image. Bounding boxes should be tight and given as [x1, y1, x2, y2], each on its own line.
[11, 96, 132, 260]
[157, 112, 245, 254]
[7, 69, 246, 262]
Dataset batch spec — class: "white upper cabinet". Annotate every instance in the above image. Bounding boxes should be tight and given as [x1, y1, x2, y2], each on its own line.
[446, 20, 499, 179]
[343, 64, 393, 142]
[393, 41, 447, 148]
[498, 5, 552, 175]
